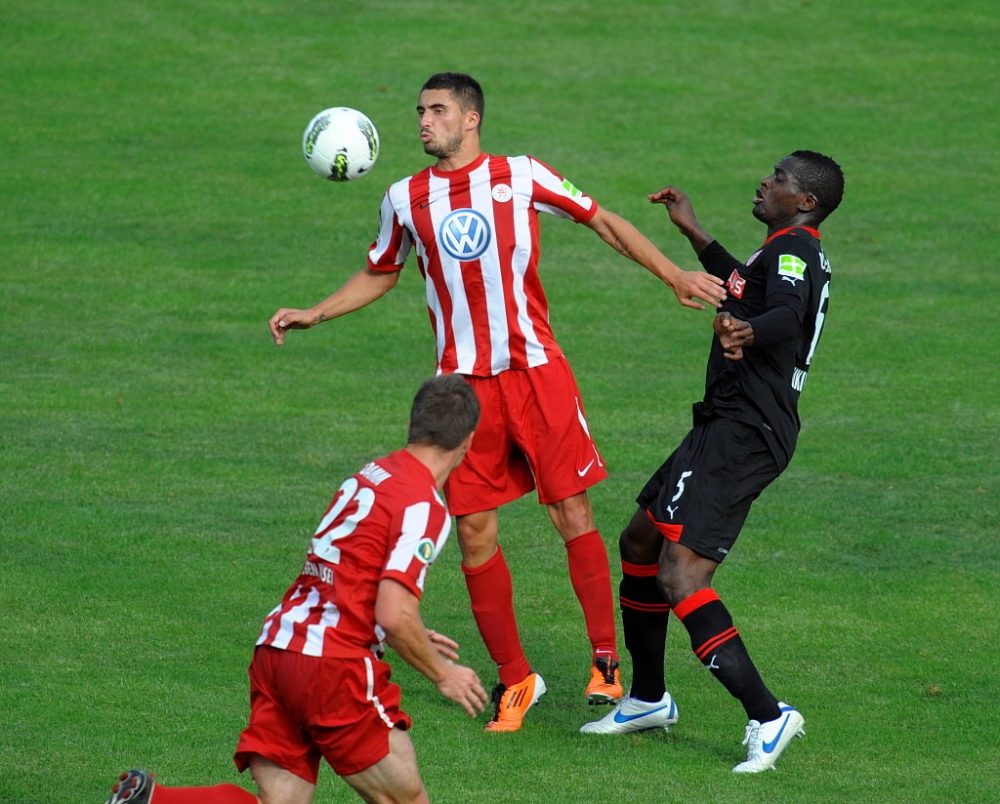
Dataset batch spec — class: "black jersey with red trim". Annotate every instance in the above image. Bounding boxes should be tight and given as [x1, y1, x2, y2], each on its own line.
[694, 227, 832, 468]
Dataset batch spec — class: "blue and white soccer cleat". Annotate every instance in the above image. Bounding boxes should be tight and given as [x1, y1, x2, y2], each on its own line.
[579, 690, 678, 734]
[732, 702, 805, 773]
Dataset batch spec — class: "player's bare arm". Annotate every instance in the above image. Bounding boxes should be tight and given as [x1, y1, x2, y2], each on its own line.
[269, 268, 401, 345]
[585, 207, 725, 310]
[648, 186, 715, 256]
[375, 579, 488, 717]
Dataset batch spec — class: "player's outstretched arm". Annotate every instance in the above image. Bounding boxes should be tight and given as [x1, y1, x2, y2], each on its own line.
[268, 267, 401, 345]
[376, 579, 488, 718]
[585, 207, 725, 310]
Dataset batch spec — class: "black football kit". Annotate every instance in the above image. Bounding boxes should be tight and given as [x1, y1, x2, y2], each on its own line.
[695, 225, 831, 469]
[637, 226, 832, 560]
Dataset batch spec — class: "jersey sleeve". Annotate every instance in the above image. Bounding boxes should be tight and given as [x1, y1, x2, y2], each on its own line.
[527, 156, 599, 224]
[750, 237, 815, 345]
[380, 496, 452, 598]
[745, 305, 800, 347]
[698, 239, 746, 282]
[367, 186, 413, 272]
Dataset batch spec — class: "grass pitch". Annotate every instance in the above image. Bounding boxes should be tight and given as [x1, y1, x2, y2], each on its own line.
[2, 1, 998, 803]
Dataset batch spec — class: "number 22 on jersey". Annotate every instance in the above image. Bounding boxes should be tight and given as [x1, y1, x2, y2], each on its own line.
[310, 477, 375, 565]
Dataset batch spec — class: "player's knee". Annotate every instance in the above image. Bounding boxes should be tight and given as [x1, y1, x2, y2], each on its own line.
[654, 571, 691, 607]
[456, 531, 498, 567]
[383, 780, 427, 804]
[618, 511, 660, 564]
[655, 564, 713, 607]
[546, 492, 594, 539]
[347, 757, 428, 804]
[618, 526, 637, 559]
[455, 513, 499, 566]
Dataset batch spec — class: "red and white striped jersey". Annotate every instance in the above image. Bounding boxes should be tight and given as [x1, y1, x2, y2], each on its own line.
[367, 153, 599, 377]
[255, 449, 451, 658]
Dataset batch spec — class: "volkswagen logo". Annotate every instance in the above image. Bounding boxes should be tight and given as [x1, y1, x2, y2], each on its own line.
[439, 209, 492, 261]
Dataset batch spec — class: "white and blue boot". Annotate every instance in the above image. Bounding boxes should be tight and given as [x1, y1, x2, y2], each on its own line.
[732, 702, 805, 773]
[579, 690, 679, 734]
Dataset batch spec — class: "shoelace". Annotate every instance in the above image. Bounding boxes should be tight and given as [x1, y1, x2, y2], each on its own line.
[595, 657, 618, 684]
[741, 722, 762, 759]
[489, 683, 507, 721]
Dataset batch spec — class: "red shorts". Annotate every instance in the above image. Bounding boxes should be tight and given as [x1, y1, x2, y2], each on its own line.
[233, 646, 411, 780]
[444, 357, 608, 516]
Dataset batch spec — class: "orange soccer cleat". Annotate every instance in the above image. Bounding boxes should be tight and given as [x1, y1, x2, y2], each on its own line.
[484, 672, 547, 732]
[585, 653, 623, 705]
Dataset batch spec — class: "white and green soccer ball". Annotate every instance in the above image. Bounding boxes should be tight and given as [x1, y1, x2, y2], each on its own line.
[302, 107, 379, 181]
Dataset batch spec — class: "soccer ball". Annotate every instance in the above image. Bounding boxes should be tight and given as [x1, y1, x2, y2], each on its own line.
[302, 107, 380, 181]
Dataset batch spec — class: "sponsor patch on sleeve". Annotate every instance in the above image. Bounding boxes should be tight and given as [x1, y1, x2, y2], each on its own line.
[561, 179, 582, 197]
[415, 538, 437, 564]
[777, 254, 807, 285]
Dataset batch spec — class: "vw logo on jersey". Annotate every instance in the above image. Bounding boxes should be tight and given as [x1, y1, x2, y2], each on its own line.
[439, 209, 492, 261]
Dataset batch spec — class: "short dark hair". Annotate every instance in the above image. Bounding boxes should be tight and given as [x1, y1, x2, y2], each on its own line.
[407, 375, 480, 450]
[421, 72, 485, 123]
[788, 150, 845, 224]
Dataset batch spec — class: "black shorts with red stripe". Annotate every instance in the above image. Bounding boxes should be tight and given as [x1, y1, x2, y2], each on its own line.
[635, 416, 781, 563]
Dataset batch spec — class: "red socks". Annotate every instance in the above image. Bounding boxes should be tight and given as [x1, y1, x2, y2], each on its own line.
[152, 784, 259, 804]
[463, 532, 618, 687]
[565, 530, 617, 657]
[462, 545, 532, 687]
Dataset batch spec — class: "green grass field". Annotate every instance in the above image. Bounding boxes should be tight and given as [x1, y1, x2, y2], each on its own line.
[2, 1, 998, 802]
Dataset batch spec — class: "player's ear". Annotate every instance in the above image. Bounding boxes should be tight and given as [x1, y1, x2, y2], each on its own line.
[799, 192, 818, 213]
[460, 430, 475, 454]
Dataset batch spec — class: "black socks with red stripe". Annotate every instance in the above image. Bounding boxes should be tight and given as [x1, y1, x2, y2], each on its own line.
[673, 588, 780, 723]
[619, 562, 670, 702]
[619, 566, 782, 723]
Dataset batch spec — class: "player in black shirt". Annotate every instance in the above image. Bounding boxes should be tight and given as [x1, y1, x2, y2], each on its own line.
[581, 151, 845, 774]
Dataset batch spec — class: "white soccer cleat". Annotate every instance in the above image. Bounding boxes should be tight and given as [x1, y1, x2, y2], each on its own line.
[579, 690, 678, 734]
[732, 702, 805, 773]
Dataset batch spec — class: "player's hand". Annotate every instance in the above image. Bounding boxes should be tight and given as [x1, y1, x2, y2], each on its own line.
[671, 270, 726, 310]
[713, 312, 754, 360]
[649, 186, 696, 230]
[426, 629, 460, 662]
[436, 664, 489, 717]
[268, 308, 314, 346]
[649, 186, 718, 285]
[648, 187, 726, 309]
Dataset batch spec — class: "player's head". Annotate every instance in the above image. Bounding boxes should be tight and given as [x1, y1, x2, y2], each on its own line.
[407, 375, 480, 451]
[784, 150, 845, 224]
[421, 72, 485, 128]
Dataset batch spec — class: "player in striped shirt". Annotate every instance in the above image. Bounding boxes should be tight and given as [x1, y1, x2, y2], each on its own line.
[269, 72, 726, 732]
[104, 375, 487, 804]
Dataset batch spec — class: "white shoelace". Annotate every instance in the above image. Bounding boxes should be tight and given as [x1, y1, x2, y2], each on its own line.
[741, 721, 762, 758]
